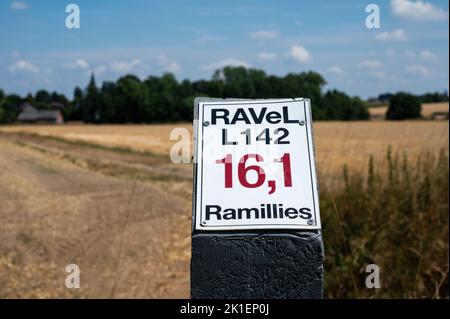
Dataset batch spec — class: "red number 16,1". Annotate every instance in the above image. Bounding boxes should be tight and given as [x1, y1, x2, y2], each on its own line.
[215, 153, 292, 193]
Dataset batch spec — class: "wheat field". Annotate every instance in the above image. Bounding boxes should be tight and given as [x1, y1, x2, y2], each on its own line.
[1, 121, 448, 178]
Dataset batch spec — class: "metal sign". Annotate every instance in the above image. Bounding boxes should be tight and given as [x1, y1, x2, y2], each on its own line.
[194, 98, 321, 231]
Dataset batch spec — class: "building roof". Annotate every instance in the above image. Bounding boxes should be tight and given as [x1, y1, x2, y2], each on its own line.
[17, 103, 63, 122]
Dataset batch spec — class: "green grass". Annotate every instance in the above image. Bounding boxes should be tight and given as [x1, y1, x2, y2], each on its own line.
[321, 148, 449, 298]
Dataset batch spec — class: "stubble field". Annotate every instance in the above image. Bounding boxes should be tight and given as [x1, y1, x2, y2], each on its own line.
[0, 120, 448, 298]
[2, 120, 448, 182]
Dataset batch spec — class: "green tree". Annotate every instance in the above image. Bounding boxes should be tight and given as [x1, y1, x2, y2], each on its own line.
[81, 73, 102, 123]
[62, 66, 379, 123]
[63, 86, 84, 121]
[35, 90, 52, 103]
[74, 87, 83, 100]
[320, 90, 370, 121]
[386, 93, 421, 120]
[0, 94, 22, 123]
[50, 92, 69, 106]
[112, 75, 147, 123]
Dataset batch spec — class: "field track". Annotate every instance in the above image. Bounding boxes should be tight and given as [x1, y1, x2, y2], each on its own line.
[0, 132, 191, 298]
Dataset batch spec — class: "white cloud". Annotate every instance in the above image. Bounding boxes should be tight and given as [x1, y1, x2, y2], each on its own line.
[200, 58, 249, 71]
[110, 59, 141, 73]
[406, 64, 431, 77]
[257, 52, 277, 61]
[11, 1, 30, 10]
[359, 59, 383, 68]
[420, 50, 436, 59]
[9, 60, 39, 73]
[249, 30, 279, 40]
[375, 29, 408, 42]
[157, 55, 181, 73]
[70, 59, 106, 76]
[76, 59, 89, 69]
[289, 45, 311, 63]
[391, 0, 448, 21]
[93, 65, 107, 76]
[327, 66, 343, 75]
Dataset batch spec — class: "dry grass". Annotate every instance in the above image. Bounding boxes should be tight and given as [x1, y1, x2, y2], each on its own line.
[369, 102, 449, 119]
[323, 149, 449, 298]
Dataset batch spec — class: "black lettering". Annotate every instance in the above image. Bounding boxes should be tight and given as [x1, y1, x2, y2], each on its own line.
[266, 111, 282, 124]
[299, 208, 312, 220]
[223, 208, 236, 220]
[202, 204, 313, 223]
[231, 108, 251, 124]
[211, 109, 229, 124]
[205, 205, 222, 220]
[260, 204, 265, 218]
[283, 106, 298, 123]
[248, 107, 267, 124]
[237, 208, 259, 219]
[222, 129, 237, 145]
[285, 207, 298, 218]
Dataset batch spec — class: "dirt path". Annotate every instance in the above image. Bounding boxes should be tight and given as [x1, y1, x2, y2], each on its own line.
[0, 134, 191, 298]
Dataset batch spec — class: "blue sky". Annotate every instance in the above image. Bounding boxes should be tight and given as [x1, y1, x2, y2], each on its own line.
[0, 0, 448, 99]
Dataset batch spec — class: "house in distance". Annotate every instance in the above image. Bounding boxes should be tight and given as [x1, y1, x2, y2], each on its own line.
[17, 102, 64, 124]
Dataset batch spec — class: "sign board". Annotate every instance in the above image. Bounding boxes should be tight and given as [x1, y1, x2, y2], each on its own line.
[194, 98, 321, 231]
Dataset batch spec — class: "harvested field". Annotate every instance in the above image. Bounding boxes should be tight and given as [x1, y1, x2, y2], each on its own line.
[1, 121, 448, 184]
[0, 120, 448, 298]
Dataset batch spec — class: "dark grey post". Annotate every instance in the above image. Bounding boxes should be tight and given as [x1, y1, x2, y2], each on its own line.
[190, 98, 324, 299]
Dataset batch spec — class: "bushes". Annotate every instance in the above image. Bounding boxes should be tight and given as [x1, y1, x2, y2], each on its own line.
[321, 148, 449, 298]
[386, 93, 422, 120]
[0, 94, 22, 124]
[319, 90, 370, 121]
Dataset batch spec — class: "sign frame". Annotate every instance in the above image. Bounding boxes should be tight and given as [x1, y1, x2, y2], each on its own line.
[193, 98, 321, 231]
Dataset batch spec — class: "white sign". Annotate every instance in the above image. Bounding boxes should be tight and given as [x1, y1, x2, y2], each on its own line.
[194, 98, 321, 231]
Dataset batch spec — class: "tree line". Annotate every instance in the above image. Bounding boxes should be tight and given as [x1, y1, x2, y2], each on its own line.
[0, 67, 369, 124]
[70, 67, 370, 123]
[1, 66, 446, 124]
[377, 91, 449, 104]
